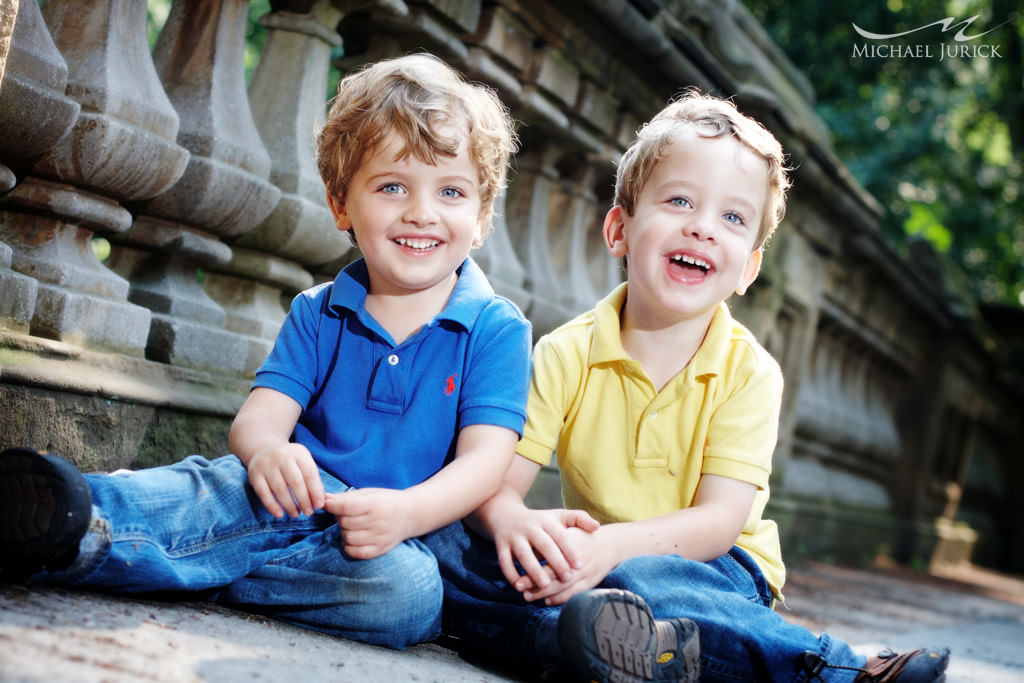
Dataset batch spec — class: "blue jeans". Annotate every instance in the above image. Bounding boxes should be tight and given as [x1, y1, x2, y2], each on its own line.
[421, 521, 867, 681]
[36, 455, 442, 649]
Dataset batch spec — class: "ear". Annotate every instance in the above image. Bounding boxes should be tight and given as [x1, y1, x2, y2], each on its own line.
[735, 248, 763, 296]
[325, 190, 352, 233]
[471, 207, 489, 248]
[603, 206, 629, 258]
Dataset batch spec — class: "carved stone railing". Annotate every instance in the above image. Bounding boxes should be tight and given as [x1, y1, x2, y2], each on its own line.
[0, 0, 1020, 573]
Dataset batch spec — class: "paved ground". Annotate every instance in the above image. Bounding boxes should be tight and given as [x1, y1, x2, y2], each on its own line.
[1, 560, 1022, 682]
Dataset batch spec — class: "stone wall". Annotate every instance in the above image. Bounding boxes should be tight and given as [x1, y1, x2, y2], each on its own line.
[1, 0, 1021, 574]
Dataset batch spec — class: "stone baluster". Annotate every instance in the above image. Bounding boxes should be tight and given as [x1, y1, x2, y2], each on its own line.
[586, 170, 620, 297]
[547, 160, 605, 314]
[846, 349, 874, 455]
[0, 0, 79, 175]
[0, 0, 170, 352]
[865, 368, 902, 460]
[473, 191, 531, 312]
[0, 0, 12, 89]
[593, 110, 644, 298]
[794, 323, 835, 446]
[117, 0, 281, 372]
[590, 182, 624, 295]
[562, 76, 621, 309]
[35, 1, 190, 201]
[0, 0, 72, 334]
[504, 136, 572, 335]
[821, 329, 850, 450]
[460, 4, 531, 307]
[0, 238, 35, 333]
[203, 0, 352, 374]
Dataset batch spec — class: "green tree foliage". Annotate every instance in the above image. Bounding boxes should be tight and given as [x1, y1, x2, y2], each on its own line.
[744, 0, 1024, 306]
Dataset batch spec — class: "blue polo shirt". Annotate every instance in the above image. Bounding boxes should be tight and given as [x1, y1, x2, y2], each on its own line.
[252, 257, 531, 489]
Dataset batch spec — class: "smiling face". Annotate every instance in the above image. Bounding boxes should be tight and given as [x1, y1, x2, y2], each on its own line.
[605, 133, 768, 329]
[328, 130, 484, 299]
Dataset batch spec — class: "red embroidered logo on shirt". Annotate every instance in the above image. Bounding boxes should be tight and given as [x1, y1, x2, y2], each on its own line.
[445, 374, 457, 395]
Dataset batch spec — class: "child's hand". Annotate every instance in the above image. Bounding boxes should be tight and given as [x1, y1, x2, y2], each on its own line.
[519, 526, 619, 606]
[246, 443, 325, 518]
[493, 507, 600, 593]
[324, 488, 413, 560]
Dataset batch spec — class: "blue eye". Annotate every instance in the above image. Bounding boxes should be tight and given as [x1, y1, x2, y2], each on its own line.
[440, 187, 464, 199]
[723, 212, 744, 225]
[670, 196, 692, 208]
[380, 183, 403, 194]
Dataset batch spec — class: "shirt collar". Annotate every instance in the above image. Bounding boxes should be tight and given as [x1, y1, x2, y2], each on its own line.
[589, 282, 735, 386]
[589, 283, 630, 366]
[689, 301, 734, 382]
[328, 256, 494, 331]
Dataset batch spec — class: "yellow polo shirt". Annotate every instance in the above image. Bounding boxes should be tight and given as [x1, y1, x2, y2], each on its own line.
[516, 283, 786, 596]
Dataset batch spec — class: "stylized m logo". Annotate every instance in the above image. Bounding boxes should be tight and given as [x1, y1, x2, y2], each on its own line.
[852, 15, 1006, 42]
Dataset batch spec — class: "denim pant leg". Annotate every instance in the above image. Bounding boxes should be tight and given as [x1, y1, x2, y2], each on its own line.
[421, 521, 560, 673]
[424, 522, 866, 681]
[38, 454, 442, 649]
[219, 531, 443, 648]
[601, 550, 866, 682]
[42, 455, 325, 591]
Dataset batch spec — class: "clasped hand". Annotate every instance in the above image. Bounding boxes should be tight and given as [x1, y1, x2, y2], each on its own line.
[493, 506, 615, 606]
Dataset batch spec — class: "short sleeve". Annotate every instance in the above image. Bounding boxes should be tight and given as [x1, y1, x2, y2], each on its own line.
[457, 300, 532, 435]
[515, 332, 581, 466]
[700, 344, 783, 490]
[251, 288, 324, 408]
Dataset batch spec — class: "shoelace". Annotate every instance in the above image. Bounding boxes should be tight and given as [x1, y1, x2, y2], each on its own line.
[800, 649, 915, 682]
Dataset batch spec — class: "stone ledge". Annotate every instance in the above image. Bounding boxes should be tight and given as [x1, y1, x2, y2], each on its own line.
[0, 329, 249, 415]
[0, 329, 248, 469]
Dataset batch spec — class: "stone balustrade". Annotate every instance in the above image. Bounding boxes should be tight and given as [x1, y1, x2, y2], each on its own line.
[0, 0, 1021, 573]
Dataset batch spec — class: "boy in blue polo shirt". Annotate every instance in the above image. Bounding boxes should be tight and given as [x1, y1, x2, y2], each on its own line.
[0, 54, 530, 650]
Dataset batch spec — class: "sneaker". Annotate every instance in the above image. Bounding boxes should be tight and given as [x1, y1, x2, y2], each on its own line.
[557, 588, 700, 683]
[0, 447, 92, 579]
[801, 646, 950, 682]
[855, 647, 950, 682]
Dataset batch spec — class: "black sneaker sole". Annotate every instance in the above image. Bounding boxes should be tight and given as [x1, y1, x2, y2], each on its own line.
[0, 447, 92, 575]
[558, 589, 700, 683]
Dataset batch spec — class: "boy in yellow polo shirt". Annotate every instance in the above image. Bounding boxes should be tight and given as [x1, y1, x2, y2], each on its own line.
[423, 92, 950, 682]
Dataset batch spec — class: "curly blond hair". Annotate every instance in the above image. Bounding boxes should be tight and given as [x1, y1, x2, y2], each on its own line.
[615, 91, 790, 249]
[316, 54, 516, 240]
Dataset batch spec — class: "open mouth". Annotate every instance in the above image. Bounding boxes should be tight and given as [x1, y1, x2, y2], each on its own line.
[669, 253, 711, 275]
[395, 237, 440, 252]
